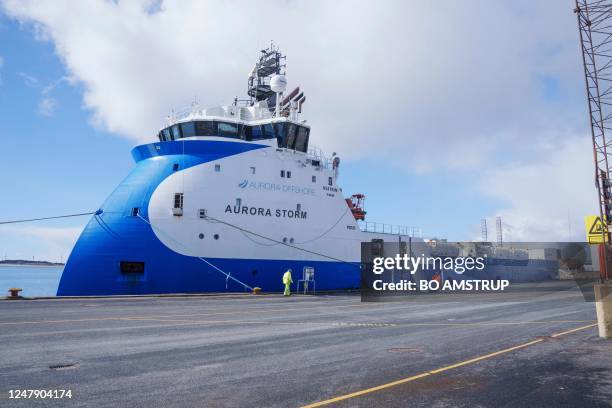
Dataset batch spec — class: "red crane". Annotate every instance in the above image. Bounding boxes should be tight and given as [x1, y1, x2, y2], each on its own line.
[346, 194, 367, 221]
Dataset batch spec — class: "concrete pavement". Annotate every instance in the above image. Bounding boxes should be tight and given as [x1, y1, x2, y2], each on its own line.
[0, 287, 610, 407]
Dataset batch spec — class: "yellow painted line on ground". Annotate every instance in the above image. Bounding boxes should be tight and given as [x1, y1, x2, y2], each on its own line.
[427, 339, 545, 374]
[551, 323, 599, 337]
[300, 323, 598, 408]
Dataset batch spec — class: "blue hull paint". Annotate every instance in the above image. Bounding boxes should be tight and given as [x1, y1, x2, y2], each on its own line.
[58, 140, 360, 296]
[59, 211, 359, 295]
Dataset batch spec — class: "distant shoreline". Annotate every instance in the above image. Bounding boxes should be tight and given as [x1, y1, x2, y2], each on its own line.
[0, 260, 65, 267]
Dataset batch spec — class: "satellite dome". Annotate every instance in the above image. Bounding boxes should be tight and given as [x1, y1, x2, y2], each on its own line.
[270, 75, 287, 93]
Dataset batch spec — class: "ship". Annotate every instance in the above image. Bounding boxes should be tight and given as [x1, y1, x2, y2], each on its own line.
[429, 241, 559, 282]
[57, 44, 422, 296]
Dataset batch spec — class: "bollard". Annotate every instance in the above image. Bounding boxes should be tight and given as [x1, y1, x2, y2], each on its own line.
[252, 287, 262, 295]
[8, 288, 23, 299]
[594, 284, 612, 339]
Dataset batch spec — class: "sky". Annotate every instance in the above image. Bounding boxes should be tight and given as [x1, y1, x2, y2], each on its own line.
[0, 0, 598, 262]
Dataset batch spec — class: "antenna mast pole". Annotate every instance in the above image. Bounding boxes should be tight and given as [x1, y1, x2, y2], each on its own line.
[575, 0, 612, 281]
[481, 218, 488, 242]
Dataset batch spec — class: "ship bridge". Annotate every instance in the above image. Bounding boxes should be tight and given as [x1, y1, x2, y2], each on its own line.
[157, 110, 310, 153]
[157, 43, 310, 153]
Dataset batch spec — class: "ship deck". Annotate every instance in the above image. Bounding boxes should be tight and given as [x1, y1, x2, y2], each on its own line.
[1, 283, 610, 407]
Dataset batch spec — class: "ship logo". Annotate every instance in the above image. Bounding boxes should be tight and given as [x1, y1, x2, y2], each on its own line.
[237, 179, 315, 195]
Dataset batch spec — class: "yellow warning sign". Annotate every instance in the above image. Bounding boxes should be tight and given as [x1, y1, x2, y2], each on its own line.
[585, 215, 608, 244]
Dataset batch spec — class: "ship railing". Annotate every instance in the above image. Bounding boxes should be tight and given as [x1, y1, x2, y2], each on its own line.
[307, 145, 332, 168]
[360, 222, 422, 237]
[166, 105, 205, 125]
[166, 103, 275, 125]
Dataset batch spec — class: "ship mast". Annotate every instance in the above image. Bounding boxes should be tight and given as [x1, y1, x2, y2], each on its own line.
[247, 42, 286, 113]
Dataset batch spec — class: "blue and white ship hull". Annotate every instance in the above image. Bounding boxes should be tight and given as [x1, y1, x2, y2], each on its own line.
[58, 139, 402, 295]
[58, 45, 423, 296]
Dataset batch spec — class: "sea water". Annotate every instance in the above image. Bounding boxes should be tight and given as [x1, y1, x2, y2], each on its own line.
[0, 265, 63, 297]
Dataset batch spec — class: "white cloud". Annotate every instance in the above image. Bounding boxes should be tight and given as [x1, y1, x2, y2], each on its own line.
[18, 73, 67, 115]
[37, 96, 58, 116]
[41, 75, 70, 94]
[1, 1, 584, 161]
[0, 0, 595, 240]
[18, 71, 39, 87]
[480, 135, 598, 241]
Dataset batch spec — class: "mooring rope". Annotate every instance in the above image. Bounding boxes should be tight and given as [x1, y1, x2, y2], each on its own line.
[136, 213, 254, 291]
[0, 212, 96, 225]
[203, 214, 359, 267]
[0, 208, 361, 272]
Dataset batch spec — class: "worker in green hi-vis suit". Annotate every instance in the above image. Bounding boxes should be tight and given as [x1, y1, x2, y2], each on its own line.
[282, 269, 293, 296]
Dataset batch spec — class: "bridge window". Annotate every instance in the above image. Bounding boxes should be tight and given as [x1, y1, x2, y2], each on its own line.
[180, 122, 196, 138]
[285, 123, 297, 150]
[171, 124, 181, 140]
[272, 123, 309, 152]
[274, 122, 286, 148]
[196, 121, 216, 136]
[295, 126, 310, 153]
[262, 123, 275, 139]
[238, 124, 248, 139]
[248, 125, 265, 140]
[158, 121, 308, 148]
[218, 122, 239, 138]
[160, 128, 171, 141]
